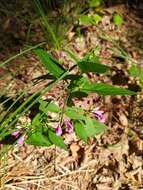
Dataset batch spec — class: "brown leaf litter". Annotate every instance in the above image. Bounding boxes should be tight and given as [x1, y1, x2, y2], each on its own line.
[0, 3, 143, 190]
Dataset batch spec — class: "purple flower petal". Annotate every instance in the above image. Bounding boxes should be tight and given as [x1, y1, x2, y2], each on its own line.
[12, 131, 20, 138]
[12, 125, 22, 138]
[56, 125, 62, 136]
[92, 108, 106, 123]
[65, 120, 73, 133]
[17, 135, 25, 146]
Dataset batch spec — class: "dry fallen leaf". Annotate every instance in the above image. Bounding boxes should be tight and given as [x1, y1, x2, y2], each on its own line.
[70, 143, 85, 165]
[119, 112, 128, 127]
[70, 143, 80, 160]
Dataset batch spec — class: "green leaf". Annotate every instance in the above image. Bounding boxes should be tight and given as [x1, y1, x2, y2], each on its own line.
[69, 76, 136, 95]
[129, 65, 139, 77]
[39, 99, 60, 114]
[31, 113, 45, 133]
[85, 116, 96, 137]
[68, 76, 91, 92]
[77, 52, 109, 74]
[32, 113, 41, 126]
[80, 83, 136, 95]
[92, 14, 102, 24]
[83, 50, 99, 61]
[85, 116, 107, 137]
[113, 13, 123, 26]
[34, 48, 65, 78]
[79, 15, 93, 25]
[92, 119, 107, 134]
[74, 121, 88, 143]
[129, 65, 143, 85]
[88, 0, 103, 7]
[139, 70, 143, 83]
[77, 60, 109, 74]
[48, 129, 67, 150]
[26, 132, 52, 147]
[79, 14, 102, 25]
[64, 106, 85, 120]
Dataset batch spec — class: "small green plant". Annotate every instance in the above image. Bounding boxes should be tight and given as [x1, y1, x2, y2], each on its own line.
[79, 14, 102, 25]
[113, 12, 124, 26]
[88, 0, 103, 8]
[26, 48, 136, 149]
[0, 47, 136, 152]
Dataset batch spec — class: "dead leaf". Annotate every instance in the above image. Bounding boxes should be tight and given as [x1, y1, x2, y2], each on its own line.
[70, 143, 85, 165]
[119, 112, 128, 127]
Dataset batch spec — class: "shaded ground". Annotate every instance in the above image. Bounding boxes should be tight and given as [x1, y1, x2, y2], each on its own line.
[0, 2, 143, 190]
[0, 0, 60, 64]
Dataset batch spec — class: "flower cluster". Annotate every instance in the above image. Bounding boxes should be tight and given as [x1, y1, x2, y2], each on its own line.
[11, 108, 105, 144]
[56, 119, 74, 136]
[55, 107, 105, 136]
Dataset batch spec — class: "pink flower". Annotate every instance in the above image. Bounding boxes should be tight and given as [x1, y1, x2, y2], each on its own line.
[92, 107, 106, 123]
[12, 126, 22, 138]
[56, 125, 62, 136]
[12, 126, 25, 145]
[55, 119, 74, 136]
[12, 131, 20, 138]
[12, 131, 25, 146]
[17, 135, 25, 146]
[65, 119, 73, 133]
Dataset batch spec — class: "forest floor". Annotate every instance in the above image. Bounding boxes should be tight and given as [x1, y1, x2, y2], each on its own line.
[0, 2, 143, 190]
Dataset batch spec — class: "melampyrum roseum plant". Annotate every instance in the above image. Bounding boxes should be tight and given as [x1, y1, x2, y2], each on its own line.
[0, 48, 136, 150]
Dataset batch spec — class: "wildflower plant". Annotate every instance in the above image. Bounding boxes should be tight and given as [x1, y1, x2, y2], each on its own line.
[0, 48, 136, 150]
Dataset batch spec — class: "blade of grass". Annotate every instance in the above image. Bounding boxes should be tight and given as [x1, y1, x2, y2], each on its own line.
[33, 0, 60, 49]
[0, 42, 45, 67]
[97, 29, 138, 65]
[0, 70, 69, 139]
[0, 91, 26, 123]
[64, 48, 79, 62]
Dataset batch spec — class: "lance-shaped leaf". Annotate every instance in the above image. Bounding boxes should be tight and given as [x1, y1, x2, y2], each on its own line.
[74, 121, 88, 143]
[69, 76, 135, 96]
[34, 48, 65, 78]
[64, 106, 85, 120]
[77, 54, 109, 74]
[81, 83, 136, 95]
[48, 129, 67, 150]
[26, 132, 52, 147]
[39, 99, 60, 114]
[77, 60, 109, 74]
[85, 116, 107, 137]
